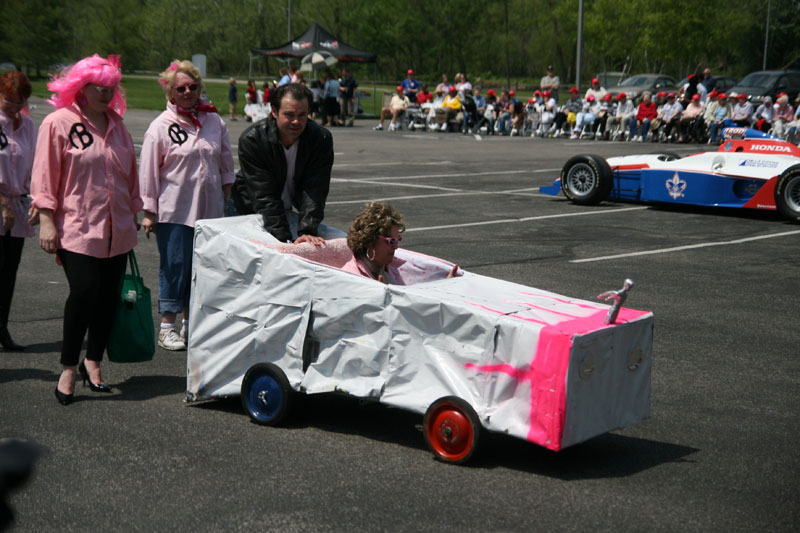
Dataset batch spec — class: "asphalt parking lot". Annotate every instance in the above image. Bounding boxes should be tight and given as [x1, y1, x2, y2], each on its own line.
[1, 100, 798, 531]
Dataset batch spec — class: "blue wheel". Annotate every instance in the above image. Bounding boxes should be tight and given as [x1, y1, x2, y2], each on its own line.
[241, 363, 292, 426]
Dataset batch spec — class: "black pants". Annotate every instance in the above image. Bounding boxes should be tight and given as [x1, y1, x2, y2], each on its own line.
[0, 232, 24, 325]
[57, 250, 127, 366]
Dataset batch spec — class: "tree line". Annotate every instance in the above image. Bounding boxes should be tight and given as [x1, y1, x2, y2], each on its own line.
[2, 0, 799, 86]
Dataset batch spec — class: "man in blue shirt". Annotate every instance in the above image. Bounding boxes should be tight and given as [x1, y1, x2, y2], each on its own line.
[401, 69, 420, 103]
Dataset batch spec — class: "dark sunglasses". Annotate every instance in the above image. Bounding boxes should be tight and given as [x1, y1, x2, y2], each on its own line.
[175, 83, 199, 94]
[377, 235, 403, 246]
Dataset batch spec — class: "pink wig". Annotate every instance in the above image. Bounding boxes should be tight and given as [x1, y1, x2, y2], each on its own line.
[47, 54, 127, 115]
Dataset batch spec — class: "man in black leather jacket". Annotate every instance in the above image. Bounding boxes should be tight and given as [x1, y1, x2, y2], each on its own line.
[232, 83, 334, 244]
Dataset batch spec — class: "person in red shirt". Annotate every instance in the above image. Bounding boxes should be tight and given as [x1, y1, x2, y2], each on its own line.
[416, 84, 433, 105]
[630, 91, 658, 142]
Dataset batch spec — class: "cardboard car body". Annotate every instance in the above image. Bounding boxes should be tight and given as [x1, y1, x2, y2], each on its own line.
[186, 215, 654, 455]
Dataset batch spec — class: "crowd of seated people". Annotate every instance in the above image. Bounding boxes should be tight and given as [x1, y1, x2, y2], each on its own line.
[371, 70, 800, 145]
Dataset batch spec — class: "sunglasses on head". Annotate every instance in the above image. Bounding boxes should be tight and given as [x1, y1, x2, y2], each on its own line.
[175, 83, 199, 94]
[377, 235, 403, 246]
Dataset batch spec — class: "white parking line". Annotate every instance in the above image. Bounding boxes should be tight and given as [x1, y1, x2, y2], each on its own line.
[334, 169, 557, 182]
[327, 188, 553, 205]
[334, 161, 454, 168]
[406, 207, 648, 232]
[571, 230, 800, 263]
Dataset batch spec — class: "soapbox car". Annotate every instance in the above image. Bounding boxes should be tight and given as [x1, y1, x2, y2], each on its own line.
[539, 135, 800, 222]
[186, 215, 653, 463]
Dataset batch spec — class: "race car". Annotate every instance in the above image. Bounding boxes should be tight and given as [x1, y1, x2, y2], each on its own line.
[539, 135, 800, 222]
[185, 215, 654, 464]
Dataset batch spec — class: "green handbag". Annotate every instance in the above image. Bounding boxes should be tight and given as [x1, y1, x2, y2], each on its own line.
[107, 250, 156, 363]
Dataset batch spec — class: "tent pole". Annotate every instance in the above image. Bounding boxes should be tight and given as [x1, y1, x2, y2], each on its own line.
[248, 52, 253, 80]
[373, 63, 377, 116]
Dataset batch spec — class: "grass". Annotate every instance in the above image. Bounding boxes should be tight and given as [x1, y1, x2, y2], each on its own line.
[30, 76, 236, 112]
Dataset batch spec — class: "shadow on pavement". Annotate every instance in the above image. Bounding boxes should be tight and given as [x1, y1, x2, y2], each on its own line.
[13, 341, 63, 354]
[105, 375, 186, 401]
[477, 430, 698, 478]
[189, 392, 697, 476]
[0, 367, 57, 385]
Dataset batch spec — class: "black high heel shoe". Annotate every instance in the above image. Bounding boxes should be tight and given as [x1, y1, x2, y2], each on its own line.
[78, 360, 112, 393]
[54, 387, 73, 406]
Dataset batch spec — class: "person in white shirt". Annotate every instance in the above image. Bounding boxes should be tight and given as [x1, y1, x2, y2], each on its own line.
[572, 94, 600, 139]
[659, 92, 683, 141]
[374, 86, 410, 131]
[752, 96, 774, 132]
[584, 77, 607, 102]
[606, 92, 635, 140]
[731, 93, 754, 127]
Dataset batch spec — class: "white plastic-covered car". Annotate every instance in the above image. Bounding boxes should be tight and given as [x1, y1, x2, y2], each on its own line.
[186, 215, 654, 463]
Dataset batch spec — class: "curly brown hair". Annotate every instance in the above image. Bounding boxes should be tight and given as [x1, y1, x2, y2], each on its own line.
[347, 202, 406, 258]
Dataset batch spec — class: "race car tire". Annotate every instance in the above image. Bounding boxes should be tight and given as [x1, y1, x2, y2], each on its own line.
[652, 151, 682, 162]
[241, 363, 292, 426]
[423, 396, 481, 465]
[560, 154, 613, 205]
[774, 164, 800, 223]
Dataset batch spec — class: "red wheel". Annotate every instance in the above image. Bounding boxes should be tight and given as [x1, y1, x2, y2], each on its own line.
[423, 397, 481, 464]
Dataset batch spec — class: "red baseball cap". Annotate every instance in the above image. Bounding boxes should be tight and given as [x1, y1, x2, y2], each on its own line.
[569, 87, 579, 94]
[542, 90, 551, 97]
[667, 92, 676, 99]
[709, 89, 718, 98]
[487, 89, 496, 96]
[449, 86, 457, 93]
[528, 98, 535, 103]
[616, 92, 626, 100]
[718, 93, 727, 99]
[603, 93, 612, 101]
[691, 94, 700, 101]
[396, 86, 403, 92]
[591, 77, 599, 84]
[587, 94, 595, 101]
[657, 91, 666, 98]
[509, 90, 516, 96]
[534, 89, 541, 95]
[407, 69, 414, 75]
[737, 93, 747, 100]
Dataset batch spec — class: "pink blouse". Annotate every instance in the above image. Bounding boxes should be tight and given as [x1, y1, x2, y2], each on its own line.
[31, 104, 142, 258]
[0, 112, 36, 237]
[341, 254, 405, 285]
[138, 102, 235, 227]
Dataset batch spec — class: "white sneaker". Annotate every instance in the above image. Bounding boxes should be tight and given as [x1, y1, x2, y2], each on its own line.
[373, 124, 383, 130]
[440, 123, 448, 132]
[158, 328, 186, 351]
[510, 128, 518, 136]
[388, 122, 397, 131]
[569, 134, 578, 140]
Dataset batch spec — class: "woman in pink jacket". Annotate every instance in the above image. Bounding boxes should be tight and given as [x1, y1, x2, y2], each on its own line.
[0, 71, 36, 351]
[139, 60, 234, 351]
[31, 55, 142, 405]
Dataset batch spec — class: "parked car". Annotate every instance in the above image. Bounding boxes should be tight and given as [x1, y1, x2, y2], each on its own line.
[729, 70, 800, 102]
[185, 215, 654, 464]
[539, 135, 800, 222]
[595, 71, 626, 88]
[606, 73, 678, 102]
